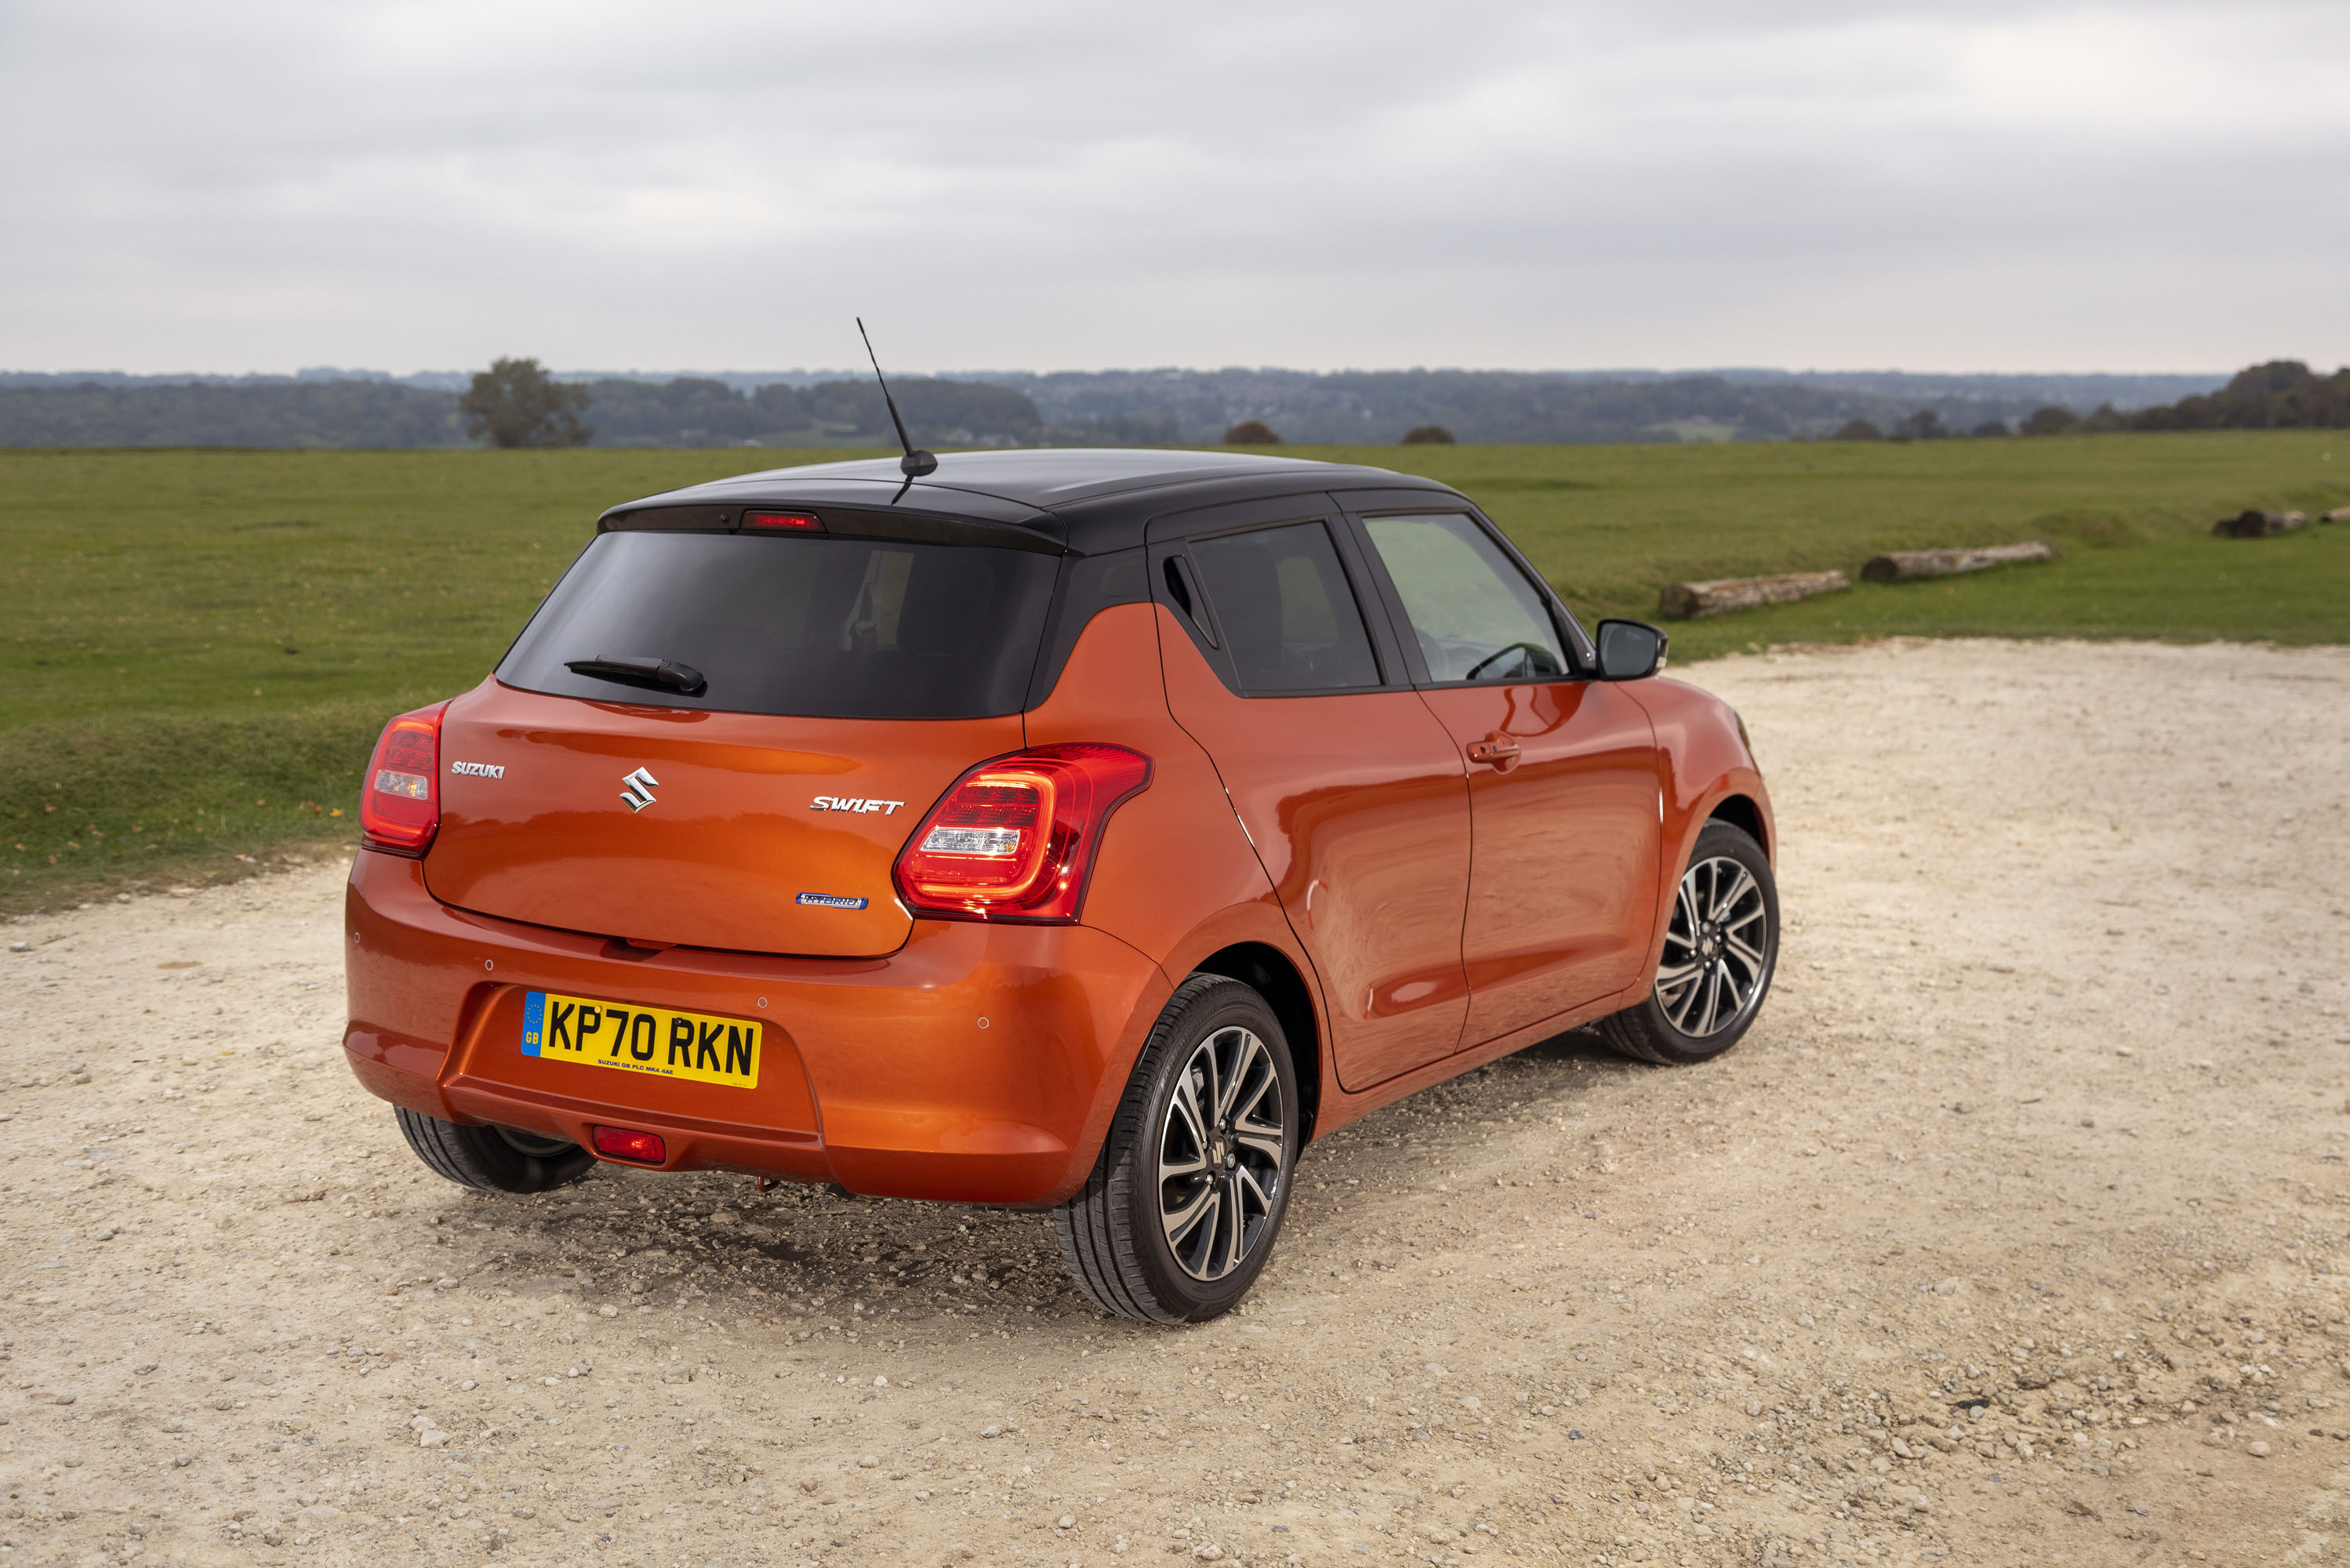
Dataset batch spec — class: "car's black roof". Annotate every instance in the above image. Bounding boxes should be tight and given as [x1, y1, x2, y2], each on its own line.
[599, 448, 1466, 555]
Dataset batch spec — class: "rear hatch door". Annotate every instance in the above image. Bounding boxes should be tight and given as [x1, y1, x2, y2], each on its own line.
[421, 518, 1059, 956]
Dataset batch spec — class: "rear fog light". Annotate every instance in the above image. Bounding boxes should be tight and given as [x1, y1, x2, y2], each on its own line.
[591, 1126, 667, 1164]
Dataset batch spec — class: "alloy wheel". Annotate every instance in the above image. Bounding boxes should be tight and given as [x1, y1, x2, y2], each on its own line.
[1654, 854, 1771, 1037]
[1156, 1025, 1288, 1281]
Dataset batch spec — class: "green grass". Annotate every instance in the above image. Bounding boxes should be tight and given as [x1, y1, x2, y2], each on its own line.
[3, 434, 2345, 913]
[0, 448, 858, 909]
[1302, 430, 2350, 659]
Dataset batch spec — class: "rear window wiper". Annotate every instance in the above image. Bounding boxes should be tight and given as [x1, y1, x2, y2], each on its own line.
[563, 655, 707, 697]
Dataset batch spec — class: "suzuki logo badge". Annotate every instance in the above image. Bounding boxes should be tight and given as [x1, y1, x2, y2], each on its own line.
[619, 767, 659, 813]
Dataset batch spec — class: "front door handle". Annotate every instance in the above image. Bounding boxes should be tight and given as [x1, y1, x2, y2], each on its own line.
[1466, 732, 1522, 771]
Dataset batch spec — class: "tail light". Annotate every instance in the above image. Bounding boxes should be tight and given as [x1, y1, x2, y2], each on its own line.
[893, 744, 1151, 922]
[741, 510, 823, 532]
[358, 702, 449, 855]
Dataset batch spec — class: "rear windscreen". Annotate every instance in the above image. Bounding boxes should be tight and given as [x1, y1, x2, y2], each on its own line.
[497, 531, 1060, 720]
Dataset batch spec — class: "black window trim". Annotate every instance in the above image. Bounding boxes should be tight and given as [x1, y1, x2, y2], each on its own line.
[1338, 504, 1596, 688]
[1022, 546, 1150, 710]
[1149, 509, 1407, 700]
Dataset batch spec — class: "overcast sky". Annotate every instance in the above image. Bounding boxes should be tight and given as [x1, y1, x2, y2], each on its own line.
[3, 0, 2345, 376]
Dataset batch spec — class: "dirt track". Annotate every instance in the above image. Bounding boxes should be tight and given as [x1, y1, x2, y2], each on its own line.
[7, 637, 2350, 1568]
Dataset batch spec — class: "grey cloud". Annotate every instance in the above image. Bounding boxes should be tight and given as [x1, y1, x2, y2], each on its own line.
[1, 0, 2344, 374]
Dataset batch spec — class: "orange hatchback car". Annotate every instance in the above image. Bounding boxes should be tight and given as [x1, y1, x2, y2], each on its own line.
[345, 449, 1776, 1323]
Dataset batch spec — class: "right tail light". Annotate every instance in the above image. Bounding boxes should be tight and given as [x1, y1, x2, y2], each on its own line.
[358, 702, 449, 855]
[893, 744, 1151, 923]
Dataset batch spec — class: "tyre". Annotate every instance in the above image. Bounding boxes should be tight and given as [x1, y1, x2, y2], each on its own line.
[1055, 975, 1300, 1323]
[1600, 820, 1778, 1066]
[394, 1106, 595, 1194]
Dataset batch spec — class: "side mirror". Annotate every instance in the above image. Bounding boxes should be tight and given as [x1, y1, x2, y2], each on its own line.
[1595, 619, 1668, 681]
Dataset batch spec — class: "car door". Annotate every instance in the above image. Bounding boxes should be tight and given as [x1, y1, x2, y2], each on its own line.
[1346, 506, 1663, 1046]
[1148, 495, 1476, 1092]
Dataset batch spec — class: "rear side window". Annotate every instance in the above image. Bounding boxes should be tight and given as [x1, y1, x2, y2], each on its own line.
[498, 531, 1059, 720]
[1186, 521, 1382, 695]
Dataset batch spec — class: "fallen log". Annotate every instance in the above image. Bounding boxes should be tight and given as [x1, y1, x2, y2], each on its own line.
[1658, 569, 1849, 620]
[1861, 541, 2058, 583]
[2214, 509, 2308, 538]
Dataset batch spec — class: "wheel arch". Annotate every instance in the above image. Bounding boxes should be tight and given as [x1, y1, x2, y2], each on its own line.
[1191, 941, 1323, 1143]
[1705, 791, 1770, 862]
[1638, 766, 1774, 986]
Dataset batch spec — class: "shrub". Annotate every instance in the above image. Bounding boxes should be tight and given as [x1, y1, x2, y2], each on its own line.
[1832, 419, 1883, 441]
[2021, 405, 2081, 436]
[1400, 424, 1456, 445]
[1222, 419, 1282, 445]
[459, 358, 592, 448]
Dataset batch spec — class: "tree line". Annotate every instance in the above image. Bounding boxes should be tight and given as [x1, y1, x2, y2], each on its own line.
[458, 358, 1045, 448]
[1828, 361, 2349, 441]
[0, 379, 467, 448]
[3, 358, 2330, 449]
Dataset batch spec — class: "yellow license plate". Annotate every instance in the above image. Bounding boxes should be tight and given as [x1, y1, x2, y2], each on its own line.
[521, 990, 761, 1090]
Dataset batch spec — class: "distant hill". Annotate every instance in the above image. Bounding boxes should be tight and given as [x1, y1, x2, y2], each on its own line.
[0, 365, 2232, 448]
[1697, 368, 2225, 407]
[578, 376, 1041, 448]
[0, 380, 463, 448]
[982, 368, 2230, 445]
[0, 374, 1037, 450]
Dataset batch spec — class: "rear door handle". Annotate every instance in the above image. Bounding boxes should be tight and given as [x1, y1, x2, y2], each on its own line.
[1466, 733, 1522, 770]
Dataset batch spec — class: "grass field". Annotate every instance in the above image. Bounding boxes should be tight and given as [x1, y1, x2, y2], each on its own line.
[3, 434, 2345, 912]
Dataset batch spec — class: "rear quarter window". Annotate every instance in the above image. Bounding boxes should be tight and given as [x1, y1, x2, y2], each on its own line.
[498, 530, 1059, 720]
[1186, 521, 1382, 695]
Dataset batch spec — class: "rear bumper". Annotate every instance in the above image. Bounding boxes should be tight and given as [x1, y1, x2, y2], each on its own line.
[343, 849, 1171, 1207]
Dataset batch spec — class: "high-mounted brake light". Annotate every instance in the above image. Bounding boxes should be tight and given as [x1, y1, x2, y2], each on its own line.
[893, 745, 1151, 922]
[740, 510, 823, 532]
[358, 701, 450, 855]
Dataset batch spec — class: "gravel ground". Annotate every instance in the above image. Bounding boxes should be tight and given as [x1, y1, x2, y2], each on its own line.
[6, 637, 2350, 1568]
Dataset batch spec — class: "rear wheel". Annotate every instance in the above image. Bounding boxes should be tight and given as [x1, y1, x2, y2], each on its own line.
[394, 1106, 594, 1194]
[1055, 975, 1298, 1323]
[1600, 820, 1778, 1065]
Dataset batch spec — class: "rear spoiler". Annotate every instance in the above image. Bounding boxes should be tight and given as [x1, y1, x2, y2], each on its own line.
[599, 502, 1064, 555]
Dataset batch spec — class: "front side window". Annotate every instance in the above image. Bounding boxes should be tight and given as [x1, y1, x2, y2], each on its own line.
[1362, 513, 1566, 684]
[1185, 521, 1382, 695]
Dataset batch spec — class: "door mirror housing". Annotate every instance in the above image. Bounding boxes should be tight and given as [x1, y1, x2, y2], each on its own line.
[1594, 619, 1667, 681]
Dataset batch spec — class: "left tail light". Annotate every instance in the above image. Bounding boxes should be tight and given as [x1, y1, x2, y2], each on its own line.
[893, 744, 1151, 922]
[358, 701, 450, 855]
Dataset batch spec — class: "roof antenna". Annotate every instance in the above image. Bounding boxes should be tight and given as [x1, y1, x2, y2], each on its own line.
[856, 317, 938, 480]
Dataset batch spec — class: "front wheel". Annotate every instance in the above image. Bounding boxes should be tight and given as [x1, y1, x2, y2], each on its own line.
[1600, 820, 1778, 1065]
[1055, 975, 1299, 1323]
